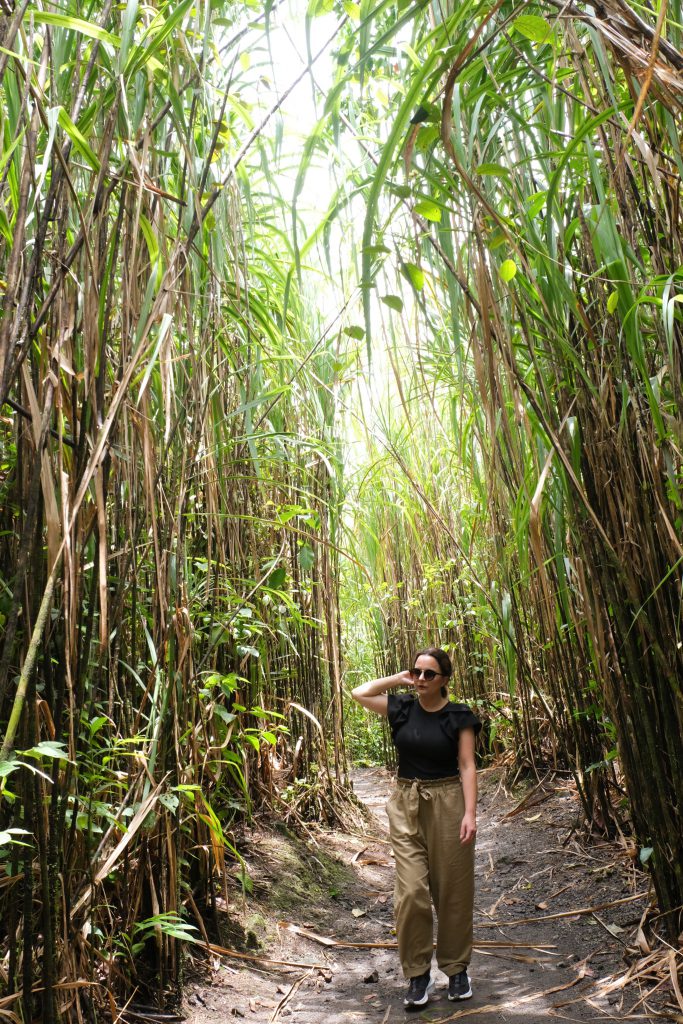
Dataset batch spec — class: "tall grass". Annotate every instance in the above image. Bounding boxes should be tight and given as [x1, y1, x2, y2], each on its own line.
[0, 2, 352, 1016]
[331, 0, 682, 935]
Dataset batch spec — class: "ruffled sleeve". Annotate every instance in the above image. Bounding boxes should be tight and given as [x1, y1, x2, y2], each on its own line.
[386, 692, 415, 740]
[439, 702, 482, 744]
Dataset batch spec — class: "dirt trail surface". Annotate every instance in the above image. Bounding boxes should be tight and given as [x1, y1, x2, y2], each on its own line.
[184, 768, 665, 1023]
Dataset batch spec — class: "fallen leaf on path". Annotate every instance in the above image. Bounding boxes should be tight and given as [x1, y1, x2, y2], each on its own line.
[535, 901, 549, 910]
[351, 908, 366, 918]
[636, 924, 650, 955]
[525, 813, 542, 822]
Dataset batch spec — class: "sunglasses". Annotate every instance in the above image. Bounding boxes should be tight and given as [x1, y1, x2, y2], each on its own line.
[409, 668, 446, 681]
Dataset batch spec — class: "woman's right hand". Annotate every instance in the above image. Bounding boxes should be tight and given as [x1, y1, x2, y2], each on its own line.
[351, 670, 413, 715]
[395, 669, 415, 689]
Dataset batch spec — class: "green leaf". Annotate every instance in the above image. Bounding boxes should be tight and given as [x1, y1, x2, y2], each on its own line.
[415, 125, 440, 152]
[607, 291, 619, 314]
[342, 0, 361, 18]
[0, 759, 20, 779]
[213, 706, 237, 725]
[381, 294, 403, 312]
[500, 259, 517, 283]
[639, 846, 654, 865]
[307, 0, 334, 14]
[159, 793, 180, 813]
[513, 15, 555, 44]
[414, 199, 442, 222]
[31, 12, 120, 46]
[57, 108, 100, 172]
[265, 566, 287, 590]
[0, 828, 32, 847]
[23, 741, 72, 762]
[344, 325, 365, 340]
[298, 544, 315, 571]
[476, 163, 511, 177]
[402, 262, 425, 291]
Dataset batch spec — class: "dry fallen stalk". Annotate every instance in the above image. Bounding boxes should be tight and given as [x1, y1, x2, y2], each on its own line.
[268, 968, 315, 1024]
[475, 891, 649, 928]
[276, 920, 557, 953]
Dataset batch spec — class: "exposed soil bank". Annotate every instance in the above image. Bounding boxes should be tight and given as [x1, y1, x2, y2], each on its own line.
[184, 768, 672, 1023]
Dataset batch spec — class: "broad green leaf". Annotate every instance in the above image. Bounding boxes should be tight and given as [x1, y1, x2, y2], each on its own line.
[0, 759, 20, 779]
[266, 566, 287, 590]
[307, 0, 334, 14]
[343, 1, 361, 19]
[0, 828, 32, 847]
[607, 291, 619, 314]
[476, 163, 511, 177]
[402, 263, 425, 290]
[513, 15, 555, 44]
[500, 259, 517, 282]
[298, 544, 315, 571]
[414, 199, 442, 222]
[344, 325, 365, 340]
[23, 741, 72, 761]
[381, 294, 403, 312]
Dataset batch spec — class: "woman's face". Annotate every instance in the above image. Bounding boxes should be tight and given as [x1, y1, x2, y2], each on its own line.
[412, 654, 447, 700]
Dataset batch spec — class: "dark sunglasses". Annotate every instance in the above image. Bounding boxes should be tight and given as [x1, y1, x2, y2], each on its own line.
[409, 668, 445, 681]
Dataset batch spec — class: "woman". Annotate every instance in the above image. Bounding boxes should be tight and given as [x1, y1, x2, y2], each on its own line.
[351, 647, 480, 1009]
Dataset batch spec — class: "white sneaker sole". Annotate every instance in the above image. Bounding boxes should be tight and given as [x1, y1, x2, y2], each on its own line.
[448, 985, 473, 1001]
[404, 980, 434, 1007]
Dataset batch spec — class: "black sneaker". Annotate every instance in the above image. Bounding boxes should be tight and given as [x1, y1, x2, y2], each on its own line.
[448, 971, 472, 1000]
[404, 971, 433, 1008]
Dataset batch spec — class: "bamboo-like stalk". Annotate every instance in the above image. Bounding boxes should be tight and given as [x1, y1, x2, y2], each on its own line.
[0, 3, 351, 1015]
[337, 0, 683, 937]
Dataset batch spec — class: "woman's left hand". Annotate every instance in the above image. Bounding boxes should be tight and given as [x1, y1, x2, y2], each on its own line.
[460, 810, 477, 844]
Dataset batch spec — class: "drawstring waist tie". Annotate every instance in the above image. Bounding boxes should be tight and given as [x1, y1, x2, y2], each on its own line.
[392, 776, 461, 826]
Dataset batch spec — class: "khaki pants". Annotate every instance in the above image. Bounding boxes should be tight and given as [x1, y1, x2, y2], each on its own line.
[386, 777, 474, 979]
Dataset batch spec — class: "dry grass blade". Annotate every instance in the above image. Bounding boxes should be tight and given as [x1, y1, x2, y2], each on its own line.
[669, 950, 683, 1014]
[476, 892, 649, 928]
[268, 969, 315, 1024]
[277, 921, 557, 954]
[206, 942, 326, 970]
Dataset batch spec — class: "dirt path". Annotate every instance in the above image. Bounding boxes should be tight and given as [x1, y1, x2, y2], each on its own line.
[185, 768, 663, 1022]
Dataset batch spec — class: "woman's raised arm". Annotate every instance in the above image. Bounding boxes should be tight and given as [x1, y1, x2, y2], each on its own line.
[351, 670, 414, 716]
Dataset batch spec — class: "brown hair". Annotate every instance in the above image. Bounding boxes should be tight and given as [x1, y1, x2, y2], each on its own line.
[413, 647, 452, 681]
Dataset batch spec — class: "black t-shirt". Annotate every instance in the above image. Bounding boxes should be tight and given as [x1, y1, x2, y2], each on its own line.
[387, 693, 481, 780]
